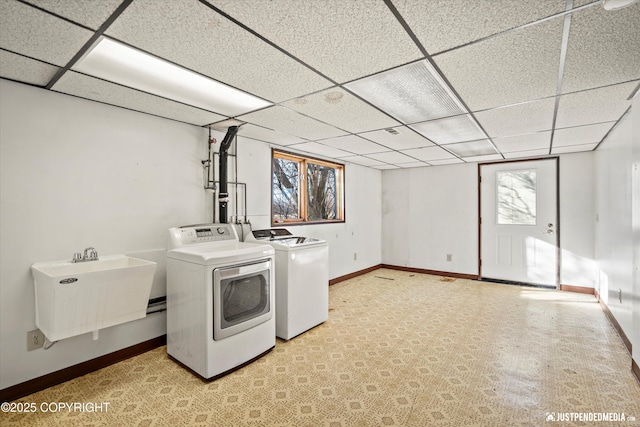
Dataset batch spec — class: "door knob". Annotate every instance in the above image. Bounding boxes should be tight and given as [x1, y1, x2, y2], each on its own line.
[546, 229, 554, 234]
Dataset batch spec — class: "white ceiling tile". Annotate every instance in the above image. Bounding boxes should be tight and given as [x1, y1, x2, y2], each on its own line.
[446, 140, 497, 158]
[207, 0, 422, 82]
[401, 146, 457, 162]
[341, 156, 386, 167]
[434, 18, 564, 111]
[373, 164, 401, 170]
[0, 1, 93, 67]
[475, 98, 556, 138]
[503, 149, 552, 159]
[282, 87, 399, 133]
[237, 124, 305, 146]
[366, 151, 419, 164]
[52, 71, 225, 126]
[493, 132, 552, 153]
[288, 142, 353, 159]
[429, 158, 465, 165]
[106, 0, 332, 103]
[319, 135, 388, 155]
[395, 0, 566, 54]
[553, 122, 614, 147]
[562, 3, 640, 93]
[462, 154, 504, 163]
[359, 126, 434, 150]
[551, 143, 598, 154]
[237, 106, 347, 140]
[0, 50, 59, 86]
[410, 115, 486, 145]
[555, 81, 636, 128]
[23, 0, 122, 30]
[394, 162, 429, 168]
[345, 60, 465, 124]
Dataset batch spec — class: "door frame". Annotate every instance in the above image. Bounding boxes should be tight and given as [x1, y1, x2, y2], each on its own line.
[477, 157, 561, 288]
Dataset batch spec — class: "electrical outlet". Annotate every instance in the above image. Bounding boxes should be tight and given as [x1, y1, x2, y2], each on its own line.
[354, 252, 357, 261]
[446, 254, 452, 262]
[27, 329, 45, 351]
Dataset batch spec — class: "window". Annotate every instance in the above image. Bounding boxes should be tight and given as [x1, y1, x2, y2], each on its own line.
[496, 169, 537, 225]
[272, 150, 344, 224]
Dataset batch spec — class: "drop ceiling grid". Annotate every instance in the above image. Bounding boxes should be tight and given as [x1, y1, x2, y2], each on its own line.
[53, 72, 226, 126]
[400, 146, 457, 162]
[433, 17, 564, 111]
[105, 0, 332, 103]
[317, 135, 390, 156]
[366, 151, 419, 164]
[561, 3, 640, 94]
[0, 50, 59, 86]
[358, 126, 435, 151]
[493, 132, 552, 153]
[555, 81, 637, 128]
[553, 122, 614, 147]
[288, 141, 354, 159]
[393, 0, 567, 55]
[237, 124, 306, 146]
[0, 1, 94, 67]
[475, 98, 556, 138]
[207, 0, 423, 83]
[237, 106, 347, 141]
[341, 155, 386, 167]
[22, 0, 123, 30]
[281, 87, 400, 134]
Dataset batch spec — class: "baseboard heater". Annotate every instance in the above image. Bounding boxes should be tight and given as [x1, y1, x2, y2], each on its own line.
[146, 296, 166, 314]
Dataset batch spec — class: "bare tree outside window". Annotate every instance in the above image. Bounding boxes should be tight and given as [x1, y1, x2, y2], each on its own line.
[272, 158, 300, 221]
[272, 150, 344, 224]
[497, 170, 537, 225]
[307, 163, 337, 221]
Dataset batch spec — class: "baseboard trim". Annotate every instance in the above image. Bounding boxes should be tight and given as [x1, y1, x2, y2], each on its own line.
[329, 264, 382, 285]
[594, 289, 632, 356]
[381, 264, 478, 281]
[560, 284, 595, 295]
[0, 335, 166, 403]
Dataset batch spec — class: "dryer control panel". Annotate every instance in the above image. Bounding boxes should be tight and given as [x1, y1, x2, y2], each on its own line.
[168, 223, 238, 249]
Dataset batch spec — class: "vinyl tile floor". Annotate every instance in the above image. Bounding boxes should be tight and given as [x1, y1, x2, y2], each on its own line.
[2, 269, 640, 426]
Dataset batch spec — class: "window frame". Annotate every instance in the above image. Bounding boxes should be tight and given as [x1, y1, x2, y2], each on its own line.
[271, 149, 345, 226]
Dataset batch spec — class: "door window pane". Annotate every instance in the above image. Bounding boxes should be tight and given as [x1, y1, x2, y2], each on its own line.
[497, 170, 537, 225]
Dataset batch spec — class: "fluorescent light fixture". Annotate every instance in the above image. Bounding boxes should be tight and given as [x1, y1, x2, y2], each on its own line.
[72, 37, 272, 116]
[345, 60, 466, 124]
[410, 114, 487, 145]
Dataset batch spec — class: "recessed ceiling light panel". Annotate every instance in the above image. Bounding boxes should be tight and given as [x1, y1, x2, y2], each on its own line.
[410, 114, 487, 145]
[345, 60, 466, 124]
[71, 37, 272, 116]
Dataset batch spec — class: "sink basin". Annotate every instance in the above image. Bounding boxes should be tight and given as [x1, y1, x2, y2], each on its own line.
[32, 254, 157, 341]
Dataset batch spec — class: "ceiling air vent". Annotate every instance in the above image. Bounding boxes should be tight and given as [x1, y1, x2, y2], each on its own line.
[385, 128, 400, 135]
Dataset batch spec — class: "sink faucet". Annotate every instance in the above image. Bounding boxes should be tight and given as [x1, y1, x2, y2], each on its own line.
[72, 247, 99, 263]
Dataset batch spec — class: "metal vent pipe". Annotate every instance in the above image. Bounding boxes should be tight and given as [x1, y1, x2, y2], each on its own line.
[218, 125, 239, 224]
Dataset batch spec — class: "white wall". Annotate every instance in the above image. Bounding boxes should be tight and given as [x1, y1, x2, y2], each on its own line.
[381, 154, 596, 287]
[382, 163, 479, 275]
[594, 107, 635, 342]
[0, 80, 382, 390]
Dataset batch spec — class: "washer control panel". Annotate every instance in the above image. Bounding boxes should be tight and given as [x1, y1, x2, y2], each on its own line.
[168, 223, 237, 249]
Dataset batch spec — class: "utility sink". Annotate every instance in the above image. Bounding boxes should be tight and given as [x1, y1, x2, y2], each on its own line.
[32, 254, 157, 342]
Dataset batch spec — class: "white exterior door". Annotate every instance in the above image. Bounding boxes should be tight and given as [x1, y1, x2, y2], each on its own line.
[480, 159, 558, 287]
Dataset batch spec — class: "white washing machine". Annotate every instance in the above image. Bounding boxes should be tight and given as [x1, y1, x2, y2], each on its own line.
[166, 223, 275, 379]
[246, 228, 329, 340]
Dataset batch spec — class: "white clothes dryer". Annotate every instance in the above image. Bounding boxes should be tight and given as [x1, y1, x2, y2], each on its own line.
[166, 223, 275, 379]
[246, 228, 328, 340]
